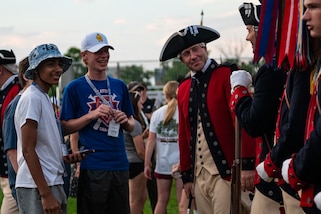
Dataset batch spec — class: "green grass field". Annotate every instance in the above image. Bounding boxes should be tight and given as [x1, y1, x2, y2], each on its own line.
[68, 181, 179, 213]
[0, 182, 179, 214]
[67, 190, 178, 214]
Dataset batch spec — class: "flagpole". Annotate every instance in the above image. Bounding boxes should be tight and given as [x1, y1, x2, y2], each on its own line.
[200, 10, 204, 26]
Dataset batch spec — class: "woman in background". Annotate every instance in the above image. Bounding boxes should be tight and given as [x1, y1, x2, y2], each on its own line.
[144, 81, 185, 214]
[125, 91, 149, 214]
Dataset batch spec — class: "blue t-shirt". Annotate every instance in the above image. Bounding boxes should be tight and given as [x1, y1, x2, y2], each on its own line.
[60, 76, 134, 171]
[3, 94, 21, 202]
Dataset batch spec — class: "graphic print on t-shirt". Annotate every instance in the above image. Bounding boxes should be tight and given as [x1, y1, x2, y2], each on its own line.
[156, 119, 178, 143]
[87, 93, 119, 132]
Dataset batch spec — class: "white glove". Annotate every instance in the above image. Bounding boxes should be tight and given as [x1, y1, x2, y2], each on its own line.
[230, 70, 252, 93]
[256, 162, 273, 182]
[314, 191, 321, 211]
[281, 158, 291, 184]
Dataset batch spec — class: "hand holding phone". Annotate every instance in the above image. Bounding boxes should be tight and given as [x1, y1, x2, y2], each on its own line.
[64, 149, 95, 164]
[79, 149, 95, 155]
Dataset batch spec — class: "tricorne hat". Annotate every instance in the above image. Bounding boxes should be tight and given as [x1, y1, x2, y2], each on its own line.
[81, 32, 114, 53]
[25, 43, 72, 80]
[0, 50, 18, 74]
[239, 2, 261, 26]
[159, 25, 220, 62]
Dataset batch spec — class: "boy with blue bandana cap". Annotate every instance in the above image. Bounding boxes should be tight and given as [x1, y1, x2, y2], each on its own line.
[15, 44, 82, 214]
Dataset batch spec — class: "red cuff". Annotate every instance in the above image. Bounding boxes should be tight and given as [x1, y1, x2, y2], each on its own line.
[230, 86, 250, 112]
[300, 185, 314, 208]
[277, 178, 285, 186]
[288, 154, 307, 191]
[264, 153, 282, 178]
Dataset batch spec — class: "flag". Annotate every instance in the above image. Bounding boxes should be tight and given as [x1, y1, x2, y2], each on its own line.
[254, 0, 279, 65]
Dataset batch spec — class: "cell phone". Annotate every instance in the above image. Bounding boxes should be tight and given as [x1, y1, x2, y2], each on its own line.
[79, 149, 95, 155]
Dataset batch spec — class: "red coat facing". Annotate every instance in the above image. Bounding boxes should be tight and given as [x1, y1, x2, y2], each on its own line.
[177, 61, 255, 183]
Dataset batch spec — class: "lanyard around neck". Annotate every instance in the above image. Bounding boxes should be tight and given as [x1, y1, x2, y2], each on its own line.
[85, 75, 113, 108]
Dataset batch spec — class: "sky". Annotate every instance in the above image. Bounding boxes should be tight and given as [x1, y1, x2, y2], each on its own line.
[1, 0, 261, 68]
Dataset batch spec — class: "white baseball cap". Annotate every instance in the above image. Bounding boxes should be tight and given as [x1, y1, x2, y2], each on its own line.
[81, 32, 114, 53]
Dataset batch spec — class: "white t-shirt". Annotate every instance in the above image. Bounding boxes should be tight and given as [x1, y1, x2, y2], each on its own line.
[15, 85, 64, 188]
[149, 105, 179, 175]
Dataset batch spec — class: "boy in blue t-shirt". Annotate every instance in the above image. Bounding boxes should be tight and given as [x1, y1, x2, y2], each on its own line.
[60, 32, 134, 214]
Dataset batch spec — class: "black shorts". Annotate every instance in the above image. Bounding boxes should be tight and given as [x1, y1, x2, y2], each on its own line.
[129, 162, 144, 179]
[77, 169, 130, 214]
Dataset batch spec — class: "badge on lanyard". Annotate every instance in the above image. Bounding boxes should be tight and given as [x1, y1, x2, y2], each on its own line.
[108, 119, 120, 137]
[86, 75, 120, 137]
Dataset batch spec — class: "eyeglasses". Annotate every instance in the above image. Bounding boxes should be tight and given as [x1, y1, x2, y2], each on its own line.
[179, 43, 206, 59]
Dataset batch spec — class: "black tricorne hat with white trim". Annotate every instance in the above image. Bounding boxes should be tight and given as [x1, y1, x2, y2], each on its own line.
[0, 50, 18, 74]
[159, 25, 220, 62]
[0, 50, 16, 65]
[239, 2, 261, 26]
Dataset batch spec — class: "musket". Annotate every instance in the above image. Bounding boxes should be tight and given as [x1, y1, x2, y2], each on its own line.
[187, 193, 193, 214]
[231, 117, 242, 214]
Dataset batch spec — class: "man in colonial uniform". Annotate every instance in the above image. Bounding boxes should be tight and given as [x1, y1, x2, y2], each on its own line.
[253, 1, 311, 212]
[230, 2, 292, 213]
[252, 0, 321, 213]
[159, 25, 256, 214]
[255, 64, 310, 214]
[0, 49, 20, 214]
[279, 0, 321, 213]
